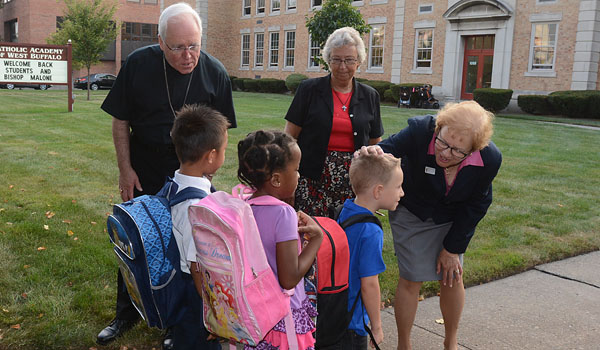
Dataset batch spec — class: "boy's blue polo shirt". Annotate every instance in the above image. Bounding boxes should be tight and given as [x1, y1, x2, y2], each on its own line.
[338, 199, 386, 336]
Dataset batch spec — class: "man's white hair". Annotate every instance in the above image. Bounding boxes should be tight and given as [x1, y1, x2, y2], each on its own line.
[158, 2, 202, 40]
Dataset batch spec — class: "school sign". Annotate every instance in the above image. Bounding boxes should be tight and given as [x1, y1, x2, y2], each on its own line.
[0, 42, 73, 111]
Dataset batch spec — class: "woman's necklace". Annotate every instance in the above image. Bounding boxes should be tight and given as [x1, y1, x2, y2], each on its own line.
[163, 54, 193, 118]
[444, 165, 458, 185]
[333, 89, 352, 112]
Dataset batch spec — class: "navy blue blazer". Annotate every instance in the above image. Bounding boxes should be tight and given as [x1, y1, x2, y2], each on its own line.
[285, 75, 384, 180]
[379, 115, 502, 254]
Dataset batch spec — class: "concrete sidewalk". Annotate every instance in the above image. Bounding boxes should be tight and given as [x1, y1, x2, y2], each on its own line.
[379, 250, 600, 350]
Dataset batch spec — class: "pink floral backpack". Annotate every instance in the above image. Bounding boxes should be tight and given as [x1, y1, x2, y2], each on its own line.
[188, 185, 298, 349]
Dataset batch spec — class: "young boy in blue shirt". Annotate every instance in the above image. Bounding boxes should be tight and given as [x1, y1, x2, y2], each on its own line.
[169, 104, 230, 350]
[337, 153, 404, 349]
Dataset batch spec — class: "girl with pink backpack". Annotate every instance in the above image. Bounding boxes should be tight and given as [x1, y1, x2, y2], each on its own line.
[238, 130, 323, 350]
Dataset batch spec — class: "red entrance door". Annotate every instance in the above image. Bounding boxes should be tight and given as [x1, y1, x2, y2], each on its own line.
[461, 35, 494, 100]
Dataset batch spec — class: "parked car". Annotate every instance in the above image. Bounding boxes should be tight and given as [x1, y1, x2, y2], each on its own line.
[0, 83, 51, 90]
[74, 73, 116, 90]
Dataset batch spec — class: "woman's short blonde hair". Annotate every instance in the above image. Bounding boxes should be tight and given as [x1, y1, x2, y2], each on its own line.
[322, 27, 367, 65]
[434, 101, 494, 151]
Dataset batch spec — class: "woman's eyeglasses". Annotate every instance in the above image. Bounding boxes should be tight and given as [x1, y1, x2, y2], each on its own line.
[435, 136, 470, 159]
[329, 58, 358, 66]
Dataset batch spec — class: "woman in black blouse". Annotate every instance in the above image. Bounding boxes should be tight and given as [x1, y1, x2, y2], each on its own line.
[284, 27, 383, 217]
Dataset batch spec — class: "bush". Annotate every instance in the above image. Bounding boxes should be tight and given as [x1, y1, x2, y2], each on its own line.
[383, 89, 396, 103]
[355, 77, 368, 83]
[547, 90, 600, 119]
[473, 88, 513, 112]
[285, 74, 309, 94]
[243, 78, 260, 92]
[229, 76, 239, 91]
[517, 95, 554, 115]
[360, 80, 391, 99]
[257, 78, 287, 93]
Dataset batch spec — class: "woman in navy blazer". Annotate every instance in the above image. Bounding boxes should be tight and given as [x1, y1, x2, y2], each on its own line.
[359, 101, 502, 350]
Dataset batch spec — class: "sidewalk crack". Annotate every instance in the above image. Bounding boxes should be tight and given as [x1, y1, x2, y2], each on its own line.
[533, 267, 600, 289]
[412, 324, 475, 350]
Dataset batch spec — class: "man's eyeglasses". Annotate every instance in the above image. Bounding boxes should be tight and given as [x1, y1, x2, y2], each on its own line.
[435, 136, 470, 159]
[329, 58, 358, 66]
[164, 42, 201, 53]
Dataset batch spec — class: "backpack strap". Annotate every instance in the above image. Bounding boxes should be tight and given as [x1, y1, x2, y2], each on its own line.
[169, 186, 207, 207]
[339, 213, 382, 230]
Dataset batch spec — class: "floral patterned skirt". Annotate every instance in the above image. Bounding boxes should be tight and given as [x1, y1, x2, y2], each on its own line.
[243, 298, 317, 350]
[295, 150, 354, 218]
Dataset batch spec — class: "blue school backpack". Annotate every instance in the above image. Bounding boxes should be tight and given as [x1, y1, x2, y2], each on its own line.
[106, 179, 207, 329]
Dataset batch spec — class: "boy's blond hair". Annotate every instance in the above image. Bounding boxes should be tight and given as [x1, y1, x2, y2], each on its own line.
[350, 153, 401, 195]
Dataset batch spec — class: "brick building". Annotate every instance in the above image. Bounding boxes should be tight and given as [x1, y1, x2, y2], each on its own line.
[2, 0, 599, 103]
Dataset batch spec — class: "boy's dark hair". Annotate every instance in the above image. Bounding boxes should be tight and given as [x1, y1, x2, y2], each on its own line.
[350, 153, 401, 194]
[171, 104, 230, 164]
[237, 130, 296, 189]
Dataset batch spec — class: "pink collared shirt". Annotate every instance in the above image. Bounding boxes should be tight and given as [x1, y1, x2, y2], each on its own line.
[427, 133, 484, 194]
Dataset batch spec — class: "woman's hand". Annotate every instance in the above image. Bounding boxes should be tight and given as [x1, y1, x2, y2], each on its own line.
[436, 248, 463, 288]
[353, 145, 384, 158]
[297, 211, 323, 240]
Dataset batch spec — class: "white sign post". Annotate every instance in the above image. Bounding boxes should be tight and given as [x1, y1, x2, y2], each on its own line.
[0, 42, 73, 112]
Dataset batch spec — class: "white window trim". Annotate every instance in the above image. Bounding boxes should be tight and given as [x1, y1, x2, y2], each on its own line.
[307, 36, 321, 72]
[283, 30, 296, 70]
[370, 0, 388, 4]
[254, 31, 265, 70]
[418, 3, 433, 14]
[256, 0, 266, 17]
[411, 27, 434, 74]
[536, 0, 557, 5]
[352, 1, 365, 7]
[268, 30, 280, 70]
[242, 0, 251, 18]
[366, 24, 385, 73]
[270, 0, 281, 15]
[240, 33, 251, 70]
[526, 22, 559, 77]
[285, 0, 297, 13]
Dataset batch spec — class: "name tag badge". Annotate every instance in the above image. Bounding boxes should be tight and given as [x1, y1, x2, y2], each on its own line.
[425, 166, 436, 175]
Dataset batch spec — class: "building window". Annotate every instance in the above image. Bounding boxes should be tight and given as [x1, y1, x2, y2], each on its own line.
[122, 22, 158, 42]
[419, 4, 433, 14]
[308, 36, 321, 68]
[311, 0, 322, 8]
[530, 23, 557, 70]
[241, 34, 251, 67]
[284, 31, 295, 68]
[4, 19, 18, 42]
[369, 24, 385, 69]
[536, 0, 557, 4]
[271, 0, 280, 12]
[257, 0, 265, 14]
[414, 28, 433, 68]
[243, 0, 251, 16]
[255, 33, 264, 67]
[269, 32, 279, 67]
[286, 0, 296, 11]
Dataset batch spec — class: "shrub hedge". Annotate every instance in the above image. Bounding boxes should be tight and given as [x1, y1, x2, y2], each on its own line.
[243, 79, 260, 92]
[517, 94, 553, 115]
[257, 78, 287, 93]
[473, 88, 513, 112]
[547, 90, 600, 119]
[285, 74, 309, 94]
[229, 76, 238, 91]
[383, 89, 396, 103]
[361, 80, 392, 98]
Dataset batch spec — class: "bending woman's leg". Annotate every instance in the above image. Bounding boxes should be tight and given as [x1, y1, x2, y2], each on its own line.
[394, 277, 422, 350]
[439, 278, 465, 350]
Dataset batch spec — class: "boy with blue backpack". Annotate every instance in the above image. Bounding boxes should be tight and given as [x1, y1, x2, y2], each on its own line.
[169, 104, 230, 350]
[333, 153, 404, 350]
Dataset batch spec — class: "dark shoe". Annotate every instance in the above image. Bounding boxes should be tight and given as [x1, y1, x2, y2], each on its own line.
[162, 327, 174, 350]
[96, 318, 137, 345]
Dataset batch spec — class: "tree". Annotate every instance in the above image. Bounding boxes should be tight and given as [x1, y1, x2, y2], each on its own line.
[305, 0, 370, 70]
[47, 0, 118, 100]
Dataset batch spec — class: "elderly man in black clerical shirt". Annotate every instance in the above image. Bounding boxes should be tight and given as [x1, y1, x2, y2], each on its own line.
[98, 3, 236, 349]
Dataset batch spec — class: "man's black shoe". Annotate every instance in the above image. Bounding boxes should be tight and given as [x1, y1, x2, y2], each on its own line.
[96, 318, 137, 345]
[162, 327, 174, 350]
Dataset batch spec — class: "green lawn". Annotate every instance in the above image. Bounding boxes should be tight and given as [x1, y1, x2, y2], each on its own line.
[0, 89, 599, 349]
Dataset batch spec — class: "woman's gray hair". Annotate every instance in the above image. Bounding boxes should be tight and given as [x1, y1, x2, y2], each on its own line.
[158, 2, 202, 41]
[322, 27, 367, 64]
